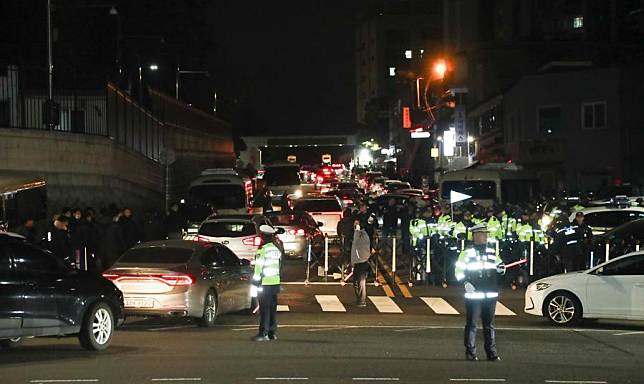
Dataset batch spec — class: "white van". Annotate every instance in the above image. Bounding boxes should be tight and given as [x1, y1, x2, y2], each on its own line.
[438, 163, 539, 207]
[183, 169, 253, 238]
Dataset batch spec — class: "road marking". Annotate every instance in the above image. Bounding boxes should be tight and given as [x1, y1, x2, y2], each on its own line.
[352, 378, 399, 381]
[148, 325, 195, 332]
[421, 297, 460, 315]
[369, 296, 403, 313]
[256, 378, 309, 381]
[277, 305, 290, 312]
[30, 381, 99, 383]
[449, 379, 506, 382]
[377, 255, 413, 298]
[612, 331, 644, 336]
[307, 325, 354, 332]
[232, 327, 257, 332]
[315, 295, 346, 312]
[544, 381, 607, 384]
[494, 302, 516, 316]
[151, 379, 202, 382]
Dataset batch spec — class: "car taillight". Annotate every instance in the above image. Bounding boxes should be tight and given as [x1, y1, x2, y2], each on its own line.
[194, 235, 211, 244]
[288, 229, 305, 236]
[101, 273, 194, 286]
[243, 236, 264, 247]
[342, 199, 353, 205]
[160, 274, 194, 286]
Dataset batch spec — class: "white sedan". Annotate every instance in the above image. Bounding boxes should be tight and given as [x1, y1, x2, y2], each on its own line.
[525, 251, 644, 325]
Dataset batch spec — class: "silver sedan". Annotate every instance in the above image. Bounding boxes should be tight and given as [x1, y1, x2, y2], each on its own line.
[103, 240, 253, 327]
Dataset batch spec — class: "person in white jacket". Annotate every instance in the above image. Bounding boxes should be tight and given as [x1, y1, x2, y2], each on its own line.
[350, 219, 371, 307]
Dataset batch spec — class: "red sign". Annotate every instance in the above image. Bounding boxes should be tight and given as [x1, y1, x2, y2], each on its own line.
[402, 107, 411, 129]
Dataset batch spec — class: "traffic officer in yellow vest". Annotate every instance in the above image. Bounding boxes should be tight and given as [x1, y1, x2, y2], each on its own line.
[251, 225, 283, 341]
[455, 224, 505, 361]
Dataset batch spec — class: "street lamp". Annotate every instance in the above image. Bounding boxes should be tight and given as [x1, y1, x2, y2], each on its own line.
[149, 64, 159, 71]
[432, 59, 447, 80]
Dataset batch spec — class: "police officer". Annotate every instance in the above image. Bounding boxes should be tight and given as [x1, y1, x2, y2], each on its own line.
[455, 224, 505, 361]
[552, 216, 583, 273]
[573, 212, 593, 269]
[251, 225, 283, 341]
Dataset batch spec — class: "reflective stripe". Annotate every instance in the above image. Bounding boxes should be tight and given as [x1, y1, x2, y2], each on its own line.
[455, 261, 468, 269]
[464, 292, 498, 299]
[566, 240, 578, 245]
[252, 275, 261, 281]
[465, 262, 498, 271]
[262, 267, 279, 277]
[485, 248, 496, 253]
[455, 273, 465, 281]
[254, 259, 265, 267]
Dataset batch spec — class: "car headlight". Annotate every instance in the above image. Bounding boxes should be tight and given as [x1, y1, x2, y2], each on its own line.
[293, 189, 303, 198]
[529, 282, 551, 291]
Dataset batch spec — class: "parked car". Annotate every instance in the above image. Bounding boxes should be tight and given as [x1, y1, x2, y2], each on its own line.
[292, 197, 344, 237]
[591, 218, 644, 262]
[525, 251, 644, 325]
[103, 240, 253, 327]
[265, 211, 325, 258]
[0, 232, 124, 351]
[195, 214, 277, 262]
[569, 205, 644, 235]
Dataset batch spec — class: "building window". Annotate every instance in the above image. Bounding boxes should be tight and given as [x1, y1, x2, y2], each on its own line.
[573, 16, 584, 29]
[537, 106, 562, 135]
[404, 50, 412, 59]
[582, 102, 606, 130]
[388, 67, 396, 77]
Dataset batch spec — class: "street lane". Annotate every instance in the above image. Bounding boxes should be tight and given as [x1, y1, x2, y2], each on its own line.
[2, 284, 643, 384]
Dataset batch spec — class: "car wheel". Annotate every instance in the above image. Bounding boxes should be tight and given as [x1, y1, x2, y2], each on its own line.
[0, 337, 23, 349]
[198, 290, 217, 327]
[545, 292, 582, 326]
[79, 302, 114, 351]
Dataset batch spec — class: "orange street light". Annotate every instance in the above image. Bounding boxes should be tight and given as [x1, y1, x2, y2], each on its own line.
[432, 59, 447, 79]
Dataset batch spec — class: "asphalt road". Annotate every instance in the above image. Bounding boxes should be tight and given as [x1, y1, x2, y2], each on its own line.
[2, 282, 644, 384]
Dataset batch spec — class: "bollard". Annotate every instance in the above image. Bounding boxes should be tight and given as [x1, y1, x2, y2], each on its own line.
[495, 240, 500, 257]
[460, 239, 465, 251]
[324, 234, 329, 280]
[637, 243, 640, 252]
[426, 237, 431, 274]
[589, 250, 594, 269]
[529, 240, 534, 276]
[83, 247, 88, 271]
[605, 242, 610, 263]
[392, 237, 397, 274]
[305, 238, 311, 284]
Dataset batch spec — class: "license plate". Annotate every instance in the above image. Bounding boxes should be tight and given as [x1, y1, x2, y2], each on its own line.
[124, 298, 154, 308]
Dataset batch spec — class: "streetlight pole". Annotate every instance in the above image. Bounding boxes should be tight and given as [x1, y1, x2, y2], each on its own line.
[175, 66, 210, 101]
[47, 0, 53, 102]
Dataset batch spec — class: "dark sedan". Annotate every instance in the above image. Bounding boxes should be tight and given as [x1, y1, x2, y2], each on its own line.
[0, 232, 124, 351]
[266, 211, 325, 258]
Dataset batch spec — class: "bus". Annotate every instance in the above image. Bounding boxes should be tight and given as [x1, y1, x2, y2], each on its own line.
[438, 163, 539, 207]
[0, 174, 47, 230]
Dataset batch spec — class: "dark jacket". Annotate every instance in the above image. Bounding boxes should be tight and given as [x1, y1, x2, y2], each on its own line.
[49, 228, 73, 266]
[100, 222, 127, 270]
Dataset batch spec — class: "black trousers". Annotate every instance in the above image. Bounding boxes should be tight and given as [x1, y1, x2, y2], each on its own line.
[258, 284, 280, 336]
[352, 262, 369, 305]
[464, 298, 497, 357]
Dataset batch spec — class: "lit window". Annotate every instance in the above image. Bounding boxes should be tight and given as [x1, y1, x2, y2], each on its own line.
[537, 106, 562, 135]
[404, 50, 412, 59]
[389, 67, 396, 77]
[420, 49, 425, 55]
[573, 16, 583, 29]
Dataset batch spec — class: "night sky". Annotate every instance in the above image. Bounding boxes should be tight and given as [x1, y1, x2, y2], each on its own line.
[0, 0, 357, 136]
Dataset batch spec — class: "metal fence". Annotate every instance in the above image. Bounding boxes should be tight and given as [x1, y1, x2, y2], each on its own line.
[0, 64, 162, 162]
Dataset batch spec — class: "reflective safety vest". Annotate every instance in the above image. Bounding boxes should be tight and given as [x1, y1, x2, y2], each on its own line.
[452, 221, 473, 241]
[253, 242, 282, 286]
[437, 215, 453, 237]
[409, 219, 425, 245]
[516, 223, 534, 242]
[486, 216, 502, 240]
[455, 245, 503, 299]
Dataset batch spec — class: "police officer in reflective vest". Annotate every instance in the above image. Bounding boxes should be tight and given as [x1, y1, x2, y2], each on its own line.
[455, 224, 505, 361]
[251, 225, 283, 341]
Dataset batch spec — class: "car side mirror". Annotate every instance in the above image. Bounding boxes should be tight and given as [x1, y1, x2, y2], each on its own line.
[317, 222, 324, 227]
[240, 259, 251, 266]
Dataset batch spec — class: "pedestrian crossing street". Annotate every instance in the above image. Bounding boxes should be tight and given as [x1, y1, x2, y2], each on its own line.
[276, 294, 519, 316]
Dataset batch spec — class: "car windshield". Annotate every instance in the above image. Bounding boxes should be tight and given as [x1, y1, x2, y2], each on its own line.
[584, 211, 644, 228]
[199, 221, 256, 237]
[293, 199, 341, 212]
[441, 180, 496, 200]
[118, 247, 194, 264]
[186, 185, 246, 221]
[264, 167, 301, 186]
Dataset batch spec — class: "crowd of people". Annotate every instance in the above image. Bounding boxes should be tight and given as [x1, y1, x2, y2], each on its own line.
[11, 203, 189, 271]
[335, 195, 606, 289]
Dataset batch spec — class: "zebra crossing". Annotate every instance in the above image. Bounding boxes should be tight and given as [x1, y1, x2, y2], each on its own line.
[276, 295, 518, 316]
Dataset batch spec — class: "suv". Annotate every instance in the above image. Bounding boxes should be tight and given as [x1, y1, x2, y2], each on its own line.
[292, 197, 343, 237]
[196, 215, 282, 262]
[0, 232, 124, 350]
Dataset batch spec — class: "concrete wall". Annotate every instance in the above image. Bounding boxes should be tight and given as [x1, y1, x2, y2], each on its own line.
[0, 128, 164, 213]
